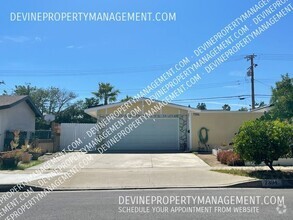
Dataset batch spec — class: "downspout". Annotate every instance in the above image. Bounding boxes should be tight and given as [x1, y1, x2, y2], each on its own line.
[188, 111, 192, 152]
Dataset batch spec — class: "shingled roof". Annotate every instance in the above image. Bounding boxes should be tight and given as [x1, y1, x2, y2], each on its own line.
[0, 95, 42, 117]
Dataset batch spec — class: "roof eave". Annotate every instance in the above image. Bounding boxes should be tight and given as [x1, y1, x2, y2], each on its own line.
[25, 97, 43, 117]
[84, 97, 200, 118]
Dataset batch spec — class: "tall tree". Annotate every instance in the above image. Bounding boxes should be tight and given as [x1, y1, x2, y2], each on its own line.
[270, 74, 293, 121]
[46, 87, 77, 114]
[84, 97, 100, 108]
[222, 104, 231, 111]
[14, 84, 47, 114]
[56, 98, 97, 123]
[13, 85, 77, 114]
[121, 95, 133, 102]
[196, 103, 207, 110]
[14, 84, 36, 95]
[13, 84, 77, 129]
[238, 107, 248, 112]
[92, 82, 120, 105]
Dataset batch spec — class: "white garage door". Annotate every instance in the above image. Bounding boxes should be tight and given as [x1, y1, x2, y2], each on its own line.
[60, 123, 96, 151]
[107, 118, 179, 152]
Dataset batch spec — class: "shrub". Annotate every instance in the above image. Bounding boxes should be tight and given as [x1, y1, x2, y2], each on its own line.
[217, 150, 234, 165]
[217, 151, 223, 161]
[1, 150, 22, 168]
[1, 150, 23, 160]
[226, 152, 244, 166]
[234, 119, 293, 171]
[217, 151, 227, 162]
[21, 152, 32, 163]
[217, 150, 244, 166]
[14, 150, 24, 161]
[1, 151, 17, 159]
[1, 150, 25, 162]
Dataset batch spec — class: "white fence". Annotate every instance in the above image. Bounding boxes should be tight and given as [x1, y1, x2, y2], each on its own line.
[60, 123, 96, 151]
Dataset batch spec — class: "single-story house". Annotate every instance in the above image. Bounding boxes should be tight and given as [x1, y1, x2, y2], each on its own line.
[84, 97, 263, 152]
[0, 95, 42, 151]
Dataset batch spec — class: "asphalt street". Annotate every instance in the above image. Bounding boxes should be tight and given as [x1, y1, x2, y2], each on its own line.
[0, 188, 292, 220]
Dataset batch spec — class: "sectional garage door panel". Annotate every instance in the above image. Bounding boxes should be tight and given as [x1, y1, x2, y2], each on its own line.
[60, 123, 96, 150]
[107, 118, 179, 151]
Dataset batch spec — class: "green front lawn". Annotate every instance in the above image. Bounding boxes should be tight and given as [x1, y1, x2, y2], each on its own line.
[212, 169, 293, 179]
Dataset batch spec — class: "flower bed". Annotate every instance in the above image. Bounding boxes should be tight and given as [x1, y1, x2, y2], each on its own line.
[1, 151, 20, 168]
[0, 150, 43, 170]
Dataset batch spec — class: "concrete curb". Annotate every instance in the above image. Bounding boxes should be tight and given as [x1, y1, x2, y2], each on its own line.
[227, 179, 293, 188]
[0, 184, 45, 192]
[0, 179, 293, 192]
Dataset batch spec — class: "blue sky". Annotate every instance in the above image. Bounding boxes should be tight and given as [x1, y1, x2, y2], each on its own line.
[0, 0, 292, 110]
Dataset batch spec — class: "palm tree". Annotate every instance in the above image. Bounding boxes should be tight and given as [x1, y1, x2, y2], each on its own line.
[121, 95, 133, 102]
[196, 103, 207, 110]
[92, 82, 120, 105]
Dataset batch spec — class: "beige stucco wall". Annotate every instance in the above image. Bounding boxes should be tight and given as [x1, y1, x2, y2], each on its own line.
[191, 111, 263, 150]
[91, 101, 265, 152]
[0, 101, 36, 151]
[97, 100, 188, 115]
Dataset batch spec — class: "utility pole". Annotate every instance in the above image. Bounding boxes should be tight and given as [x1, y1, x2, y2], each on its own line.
[245, 54, 257, 110]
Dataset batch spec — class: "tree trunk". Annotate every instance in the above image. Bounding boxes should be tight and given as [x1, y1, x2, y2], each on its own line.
[265, 160, 275, 171]
[104, 95, 108, 105]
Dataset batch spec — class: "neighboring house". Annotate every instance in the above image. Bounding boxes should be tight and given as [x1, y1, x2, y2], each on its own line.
[0, 95, 42, 151]
[83, 97, 263, 152]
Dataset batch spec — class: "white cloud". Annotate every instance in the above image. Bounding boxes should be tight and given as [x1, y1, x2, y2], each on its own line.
[66, 45, 84, 49]
[0, 35, 44, 44]
[34, 36, 42, 42]
[223, 85, 240, 89]
[3, 36, 30, 43]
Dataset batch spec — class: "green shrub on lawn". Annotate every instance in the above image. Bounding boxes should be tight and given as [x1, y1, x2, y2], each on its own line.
[233, 119, 293, 171]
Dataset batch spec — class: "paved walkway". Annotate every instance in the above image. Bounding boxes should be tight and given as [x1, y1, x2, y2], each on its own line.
[0, 173, 64, 184]
[34, 167, 253, 189]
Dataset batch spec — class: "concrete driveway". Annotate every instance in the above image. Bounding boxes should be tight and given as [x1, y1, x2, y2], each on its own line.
[27, 152, 255, 189]
[28, 152, 209, 170]
[85, 153, 209, 169]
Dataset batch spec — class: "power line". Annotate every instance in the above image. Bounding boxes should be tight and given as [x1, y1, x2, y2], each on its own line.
[255, 79, 272, 88]
[0, 54, 292, 77]
[172, 94, 271, 102]
[257, 53, 293, 61]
